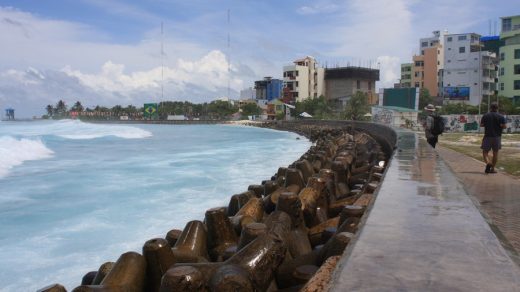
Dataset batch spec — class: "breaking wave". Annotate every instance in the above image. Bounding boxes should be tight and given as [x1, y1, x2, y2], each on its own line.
[0, 136, 54, 178]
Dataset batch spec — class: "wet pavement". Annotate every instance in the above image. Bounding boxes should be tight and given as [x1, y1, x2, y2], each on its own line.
[329, 130, 520, 291]
[437, 145, 520, 261]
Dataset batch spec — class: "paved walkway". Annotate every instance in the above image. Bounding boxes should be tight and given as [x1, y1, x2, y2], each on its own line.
[329, 130, 520, 291]
[437, 145, 520, 260]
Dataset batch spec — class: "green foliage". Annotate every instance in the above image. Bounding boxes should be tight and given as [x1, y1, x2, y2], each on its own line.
[71, 101, 84, 112]
[419, 88, 434, 110]
[275, 112, 286, 120]
[344, 91, 370, 121]
[293, 95, 333, 119]
[207, 100, 238, 120]
[54, 100, 68, 118]
[241, 103, 261, 118]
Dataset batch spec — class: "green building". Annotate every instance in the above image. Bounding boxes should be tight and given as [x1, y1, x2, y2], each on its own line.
[400, 63, 413, 88]
[499, 15, 520, 103]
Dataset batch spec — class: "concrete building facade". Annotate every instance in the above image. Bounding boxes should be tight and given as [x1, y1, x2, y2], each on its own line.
[442, 33, 498, 105]
[412, 31, 446, 97]
[324, 67, 380, 106]
[254, 77, 283, 101]
[283, 56, 325, 102]
[400, 63, 413, 87]
[499, 15, 520, 102]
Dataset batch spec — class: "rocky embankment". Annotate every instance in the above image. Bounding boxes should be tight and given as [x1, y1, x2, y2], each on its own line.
[39, 121, 391, 292]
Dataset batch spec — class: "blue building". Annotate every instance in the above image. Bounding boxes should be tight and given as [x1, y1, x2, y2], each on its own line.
[254, 77, 283, 101]
[4, 108, 14, 120]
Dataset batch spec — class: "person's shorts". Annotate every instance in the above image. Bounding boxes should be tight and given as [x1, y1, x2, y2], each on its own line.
[481, 136, 501, 152]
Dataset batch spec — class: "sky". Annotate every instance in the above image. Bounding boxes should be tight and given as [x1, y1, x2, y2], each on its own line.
[0, 0, 517, 117]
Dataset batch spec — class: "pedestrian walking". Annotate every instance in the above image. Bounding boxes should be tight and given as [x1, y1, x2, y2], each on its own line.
[480, 102, 507, 174]
[424, 104, 443, 148]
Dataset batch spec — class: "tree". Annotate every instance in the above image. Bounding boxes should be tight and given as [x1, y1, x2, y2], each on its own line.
[71, 101, 84, 112]
[294, 95, 332, 119]
[344, 91, 370, 121]
[241, 103, 261, 118]
[419, 88, 434, 110]
[46, 104, 54, 116]
[55, 100, 67, 117]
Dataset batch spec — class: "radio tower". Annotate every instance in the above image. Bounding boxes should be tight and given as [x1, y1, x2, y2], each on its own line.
[227, 9, 231, 99]
[161, 22, 164, 100]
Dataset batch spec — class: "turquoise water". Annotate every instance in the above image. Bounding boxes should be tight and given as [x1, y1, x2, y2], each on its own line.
[0, 120, 310, 291]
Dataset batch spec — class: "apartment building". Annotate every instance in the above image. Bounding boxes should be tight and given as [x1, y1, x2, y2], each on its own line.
[254, 77, 283, 101]
[283, 56, 325, 102]
[442, 33, 498, 105]
[499, 15, 520, 102]
[412, 31, 446, 97]
[400, 63, 413, 87]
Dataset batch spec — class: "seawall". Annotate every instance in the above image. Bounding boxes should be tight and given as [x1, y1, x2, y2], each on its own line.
[38, 120, 396, 292]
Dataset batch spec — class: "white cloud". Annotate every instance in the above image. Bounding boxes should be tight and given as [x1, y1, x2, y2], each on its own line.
[297, 2, 339, 15]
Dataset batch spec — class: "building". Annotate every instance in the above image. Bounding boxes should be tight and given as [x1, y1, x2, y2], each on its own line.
[481, 36, 501, 55]
[412, 31, 446, 97]
[283, 56, 325, 102]
[499, 15, 520, 102]
[442, 33, 498, 105]
[400, 63, 413, 88]
[254, 77, 283, 101]
[324, 67, 380, 106]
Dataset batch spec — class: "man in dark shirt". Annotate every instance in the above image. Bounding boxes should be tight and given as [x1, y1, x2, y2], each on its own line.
[480, 102, 507, 173]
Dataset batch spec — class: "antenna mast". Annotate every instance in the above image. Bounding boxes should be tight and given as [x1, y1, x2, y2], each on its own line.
[161, 22, 164, 100]
[227, 9, 231, 99]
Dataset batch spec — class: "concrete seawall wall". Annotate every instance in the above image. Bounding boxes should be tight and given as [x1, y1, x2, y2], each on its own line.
[38, 121, 397, 292]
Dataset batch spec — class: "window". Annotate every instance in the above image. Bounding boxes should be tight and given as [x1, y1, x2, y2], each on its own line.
[421, 50, 425, 55]
[447, 60, 451, 63]
[515, 49, 520, 59]
[502, 18, 512, 32]
[415, 82, 420, 87]
[447, 71, 451, 74]
[501, 67, 505, 76]
[459, 47, 466, 53]
[356, 80, 361, 89]
[448, 47, 452, 51]
[515, 65, 520, 75]
[415, 61, 424, 67]
[295, 71, 299, 76]
[458, 35, 467, 41]
[438, 50, 440, 54]
[368, 81, 372, 90]
[515, 80, 520, 90]
[438, 61, 440, 65]
[500, 83, 504, 91]
[447, 37, 453, 42]
[474, 83, 478, 85]
[500, 52, 505, 61]
[295, 81, 299, 87]
[421, 41, 428, 47]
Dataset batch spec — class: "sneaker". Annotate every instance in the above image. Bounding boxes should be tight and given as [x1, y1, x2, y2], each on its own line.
[485, 164, 492, 173]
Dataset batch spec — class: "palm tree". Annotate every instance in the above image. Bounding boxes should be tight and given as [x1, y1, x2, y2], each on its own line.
[46, 104, 54, 116]
[71, 101, 84, 112]
[55, 100, 67, 116]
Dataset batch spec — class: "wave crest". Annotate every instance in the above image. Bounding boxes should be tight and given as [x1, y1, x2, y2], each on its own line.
[0, 136, 54, 178]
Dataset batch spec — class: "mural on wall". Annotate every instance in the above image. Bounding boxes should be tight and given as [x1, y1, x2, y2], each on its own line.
[442, 114, 520, 133]
[372, 107, 393, 125]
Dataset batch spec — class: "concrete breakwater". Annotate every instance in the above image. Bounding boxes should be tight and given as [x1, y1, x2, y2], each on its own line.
[38, 121, 395, 292]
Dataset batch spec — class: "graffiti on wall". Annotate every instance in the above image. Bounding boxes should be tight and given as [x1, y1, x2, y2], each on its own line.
[442, 114, 520, 133]
[372, 107, 393, 125]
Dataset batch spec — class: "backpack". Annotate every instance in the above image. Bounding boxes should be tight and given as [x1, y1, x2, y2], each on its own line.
[431, 115, 445, 136]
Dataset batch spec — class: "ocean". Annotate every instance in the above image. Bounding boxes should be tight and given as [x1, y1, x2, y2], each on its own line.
[0, 120, 311, 291]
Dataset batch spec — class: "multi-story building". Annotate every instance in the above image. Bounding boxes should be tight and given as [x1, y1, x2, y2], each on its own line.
[324, 67, 380, 106]
[283, 56, 325, 102]
[254, 77, 283, 101]
[400, 63, 413, 87]
[442, 33, 497, 105]
[412, 31, 446, 97]
[499, 15, 520, 102]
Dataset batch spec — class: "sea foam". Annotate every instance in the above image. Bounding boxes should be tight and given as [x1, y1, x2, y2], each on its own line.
[0, 136, 54, 178]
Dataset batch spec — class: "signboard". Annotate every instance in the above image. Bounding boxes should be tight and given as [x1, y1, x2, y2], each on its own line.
[443, 87, 470, 101]
[143, 103, 158, 119]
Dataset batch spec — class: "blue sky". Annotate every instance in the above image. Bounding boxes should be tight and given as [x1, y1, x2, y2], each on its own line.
[0, 0, 517, 117]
